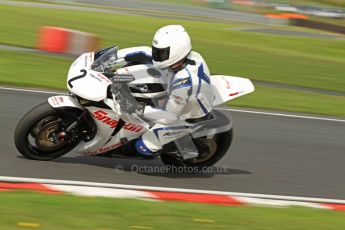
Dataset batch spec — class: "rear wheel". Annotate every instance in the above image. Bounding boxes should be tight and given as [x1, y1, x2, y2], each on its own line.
[160, 129, 233, 168]
[14, 102, 81, 160]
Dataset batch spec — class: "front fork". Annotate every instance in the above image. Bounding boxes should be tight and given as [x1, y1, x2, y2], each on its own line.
[48, 95, 97, 143]
[54, 108, 97, 144]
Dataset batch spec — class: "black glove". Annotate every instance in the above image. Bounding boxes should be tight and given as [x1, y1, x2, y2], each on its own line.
[135, 102, 146, 116]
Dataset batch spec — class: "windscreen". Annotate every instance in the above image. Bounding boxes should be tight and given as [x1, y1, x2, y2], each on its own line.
[91, 46, 119, 73]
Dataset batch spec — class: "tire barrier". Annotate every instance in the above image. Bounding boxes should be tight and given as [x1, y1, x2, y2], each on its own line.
[37, 26, 101, 55]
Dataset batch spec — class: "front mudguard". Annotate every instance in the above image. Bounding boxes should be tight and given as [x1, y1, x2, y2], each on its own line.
[48, 95, 84, 110]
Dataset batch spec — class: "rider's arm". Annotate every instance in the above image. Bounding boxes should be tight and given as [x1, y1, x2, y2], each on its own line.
[142, 75, 192, 125]
[115, 46, 152, 66]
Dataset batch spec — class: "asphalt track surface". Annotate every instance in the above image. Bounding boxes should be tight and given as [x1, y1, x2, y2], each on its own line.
[0, 87, 344, 199]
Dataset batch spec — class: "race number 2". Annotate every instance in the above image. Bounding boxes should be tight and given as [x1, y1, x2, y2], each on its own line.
[68, 69, 87, 88]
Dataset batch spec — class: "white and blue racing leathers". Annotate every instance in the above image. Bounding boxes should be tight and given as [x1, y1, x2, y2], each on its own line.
[116, 47, 214, 155]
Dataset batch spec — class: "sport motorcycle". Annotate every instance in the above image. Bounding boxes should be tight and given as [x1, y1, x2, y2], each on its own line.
[14, 46, 254, 168]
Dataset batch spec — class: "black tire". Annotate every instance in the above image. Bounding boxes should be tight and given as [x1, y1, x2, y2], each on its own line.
[14, 102, 80, 161]
[160, 129, 233, 168]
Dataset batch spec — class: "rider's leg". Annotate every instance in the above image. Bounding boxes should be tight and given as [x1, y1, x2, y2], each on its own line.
[135, 122, 192, 156]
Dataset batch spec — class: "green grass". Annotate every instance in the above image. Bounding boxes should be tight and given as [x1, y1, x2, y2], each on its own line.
[1, 50, 345, 117]
[145, 0, 198, 6]
[281, 0, 345, 8]
[0, 5, 344, 93]
[0, 191, 344, 230]
[227, 85, 345, 117]
[146, 0, 345, 8]
[13, 0, 345, 7]
[0, 50, 70, 90]
[0, 4, 344, 117]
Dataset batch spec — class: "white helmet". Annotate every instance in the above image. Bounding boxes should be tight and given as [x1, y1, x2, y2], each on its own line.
[152, 25, 192, 69]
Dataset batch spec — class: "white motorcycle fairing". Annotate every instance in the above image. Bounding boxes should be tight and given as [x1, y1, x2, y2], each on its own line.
[211, 75, 255, 106]
[57, 51, 152, 155]
[79, 106, 147, 155]
[48, 95, 83, 110]
[46, 95, 121, 154]
[67, 52, 111, 102]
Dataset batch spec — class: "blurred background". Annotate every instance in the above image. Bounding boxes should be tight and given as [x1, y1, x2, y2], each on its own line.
[0, 0, 344, 117]
[0, 1, 345, 229]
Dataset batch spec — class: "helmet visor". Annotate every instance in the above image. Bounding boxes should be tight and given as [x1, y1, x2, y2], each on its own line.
[152, 46, 170, 62]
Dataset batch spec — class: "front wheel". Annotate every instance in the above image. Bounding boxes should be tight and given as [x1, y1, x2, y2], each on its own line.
[160, 129, 233, 168]
[14, 102, 81, 161]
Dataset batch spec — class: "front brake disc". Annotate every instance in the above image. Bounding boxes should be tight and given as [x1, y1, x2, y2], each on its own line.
[35, 120, 66, 151]
[30, 116, 58, 138]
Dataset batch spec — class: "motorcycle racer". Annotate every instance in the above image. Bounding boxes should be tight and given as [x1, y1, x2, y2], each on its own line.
[14, 24, 254, 164]
[115, 25, 215, 156]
